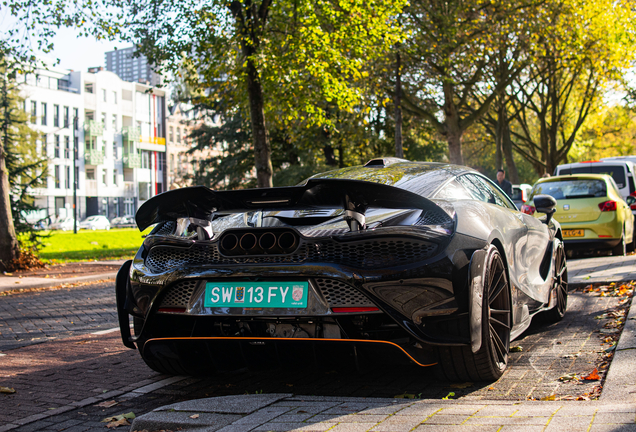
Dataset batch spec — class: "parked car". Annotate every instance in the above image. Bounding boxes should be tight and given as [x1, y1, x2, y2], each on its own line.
[117, 158, 567, 382]
[110, 216, 136, 228]
[511, 183, 532, 209]
[79, 215, 111, 230]
[554, 160, 636, 204]
[48, 217, 76, 231]
[523, 174, 635, 255]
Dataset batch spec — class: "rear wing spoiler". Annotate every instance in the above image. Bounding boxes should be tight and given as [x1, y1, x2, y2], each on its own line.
[135, 179, 447, 231]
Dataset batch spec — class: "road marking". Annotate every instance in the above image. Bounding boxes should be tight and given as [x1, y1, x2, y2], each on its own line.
[91, 327, 120, 335]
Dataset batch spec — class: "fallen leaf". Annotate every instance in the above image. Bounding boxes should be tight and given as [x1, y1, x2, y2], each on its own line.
[582, 368, 600, 381]
[510, 346, 523, 352]
[558, 373, 578, 382]
[450, 382, 473, 389]
[562, 353, 580, 358]
[442, 392, 455, 400]
[604, 345, 617, 353]
[189, 414, 200, 419]
[95, 400, 118, 408]
[106, 418, 130, 429]
[0, 387, 16, 394]
[540, 394, 556, 401]
[297, 410, 308, 413]
[101, 412, 136, 423]
[600, 329, 618, 334]
[488, 387, 495, 390]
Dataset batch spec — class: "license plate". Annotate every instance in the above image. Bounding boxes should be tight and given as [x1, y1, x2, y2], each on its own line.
[563, 229, 584, 237]
[204, 282, 308, 308]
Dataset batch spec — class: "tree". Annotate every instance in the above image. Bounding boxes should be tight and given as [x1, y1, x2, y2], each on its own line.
[508, 0, 635, 175]
[397, 0, 534, 165]
[103, 0, 404, 187]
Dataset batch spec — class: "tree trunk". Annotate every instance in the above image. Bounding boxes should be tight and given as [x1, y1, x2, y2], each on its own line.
[443, 82, 464, 165]
[497, 100, 519, 183]
[245, 57, 273, 188]
[494, 98, 504, 171]
[394, 52, 403, 158]
[0, 79, 20, 271]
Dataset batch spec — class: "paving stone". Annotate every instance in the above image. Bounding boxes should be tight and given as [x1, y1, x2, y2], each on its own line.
[594, 413, 636, 424]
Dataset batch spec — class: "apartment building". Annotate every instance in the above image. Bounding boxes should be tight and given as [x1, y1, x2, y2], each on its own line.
[20, 59, 167, 221]
[105, 47, 162, 87]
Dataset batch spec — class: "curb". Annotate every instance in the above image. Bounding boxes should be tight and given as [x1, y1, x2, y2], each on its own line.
[599, 291, 636, 402]
[0, 272, 117, 293]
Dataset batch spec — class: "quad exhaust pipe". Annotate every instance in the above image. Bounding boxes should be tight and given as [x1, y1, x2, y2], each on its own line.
[219, 229, 299, 256]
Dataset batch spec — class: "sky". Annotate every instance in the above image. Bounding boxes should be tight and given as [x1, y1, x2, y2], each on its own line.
[38, 27, 125, 72]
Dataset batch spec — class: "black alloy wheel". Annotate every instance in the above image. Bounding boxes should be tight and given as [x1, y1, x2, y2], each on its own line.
[438, 248, 511, 381]
[546, 241, 568, 322]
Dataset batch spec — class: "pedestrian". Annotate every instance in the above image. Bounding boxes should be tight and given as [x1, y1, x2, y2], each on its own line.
[496, 169, 513, 197]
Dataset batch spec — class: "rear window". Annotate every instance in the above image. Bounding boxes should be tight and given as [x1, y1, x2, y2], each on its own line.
[529, 179, 607, 200]
[510, 187, 523, 201]
[558, 165, 626, 188]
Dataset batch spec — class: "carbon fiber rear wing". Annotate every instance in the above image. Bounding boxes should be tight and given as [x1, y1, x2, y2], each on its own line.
[135, 178, 446, 231]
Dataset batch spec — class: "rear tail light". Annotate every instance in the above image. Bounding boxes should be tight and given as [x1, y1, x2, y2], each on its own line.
[630, 204, 636, 210]
[521, 204, 535, 215]
[521, 190, 528, 203]
[598, 201, 617, 212]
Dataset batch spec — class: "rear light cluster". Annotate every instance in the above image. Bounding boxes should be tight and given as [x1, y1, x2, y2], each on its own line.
[598, 200, 617, 212]
[521, 204, 535, 215]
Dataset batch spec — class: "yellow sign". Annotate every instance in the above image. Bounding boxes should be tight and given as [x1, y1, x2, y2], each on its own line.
[140, 136, 166, 145]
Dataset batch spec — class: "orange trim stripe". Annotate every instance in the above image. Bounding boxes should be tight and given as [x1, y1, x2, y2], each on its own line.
[147, 336, 438, 368]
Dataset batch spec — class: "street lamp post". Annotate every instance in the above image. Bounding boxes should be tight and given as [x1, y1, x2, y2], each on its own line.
[73, 116, 78, 234]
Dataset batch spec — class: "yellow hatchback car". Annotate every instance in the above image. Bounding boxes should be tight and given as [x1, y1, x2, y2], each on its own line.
[522, 174, 635, 255]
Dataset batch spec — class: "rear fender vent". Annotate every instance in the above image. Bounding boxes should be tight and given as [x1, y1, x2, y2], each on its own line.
[314, 278, 375, 307]
[159, 279, 200, 308]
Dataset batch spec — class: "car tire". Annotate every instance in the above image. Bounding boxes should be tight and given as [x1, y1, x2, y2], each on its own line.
[611, 227, 626, 256]
[437, 248, 511, 382]
[545, 240, 568, 323]
[628, 229, 636, 253]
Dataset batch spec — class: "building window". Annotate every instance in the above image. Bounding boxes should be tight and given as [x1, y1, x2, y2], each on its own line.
[101, 112, 107, 128]
[112, 91, 117, 104]
[54, 135, 60, 158]
[64, 136, 70, 159]
[86, 168, 95, 180]
[102, 89, 107, 102]
[170, 154, 174, 172]
[73, 108, 79, 125]
[84, 83, 94, 93]
[141, 150, 150, 169]
[65, 166, 70, 189]
[102, 169, 107, 185]
[54, 165, 60, 188]
[63, 106, 69, 127]
[113, 142, 118, 159]
[169, 127, 173, 143]
[75, 167, 79, 189]
[41, 102, 47, 125]
[41, 134, 48, 156]
[176, 128, 181, 144]
[53, 105, 59, 127]
[112, 114, 117, 131]
[30, 101, 37, 123]
[113, 170, 118, 186]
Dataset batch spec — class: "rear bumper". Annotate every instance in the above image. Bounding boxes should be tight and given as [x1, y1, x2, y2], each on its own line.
[563, 238, 621, 250]
[142, 337, 437, 374]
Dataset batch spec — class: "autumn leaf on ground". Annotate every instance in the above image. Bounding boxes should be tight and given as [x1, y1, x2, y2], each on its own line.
[582, 368, 600, 381]
[95, 400, 118, 408]
[540, 394, 556, 401]
[105, 418, 129, 429]
[510, 346, 523, 352]
[189, 414, 200, 419]
[0, 387, 16, 394]
[101, 412, 135, 423]
[559, 373, 578, 382]
[394, 393, 417, 399]
[442, 392, 455, 400]
[450, 382, 473, 389]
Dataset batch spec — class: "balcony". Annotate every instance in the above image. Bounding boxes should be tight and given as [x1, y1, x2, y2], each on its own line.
[123, 152, 141, 169]
[85, 120, 103, 137]
[123, 126, 141, 142]
[85, 150, 104, 165]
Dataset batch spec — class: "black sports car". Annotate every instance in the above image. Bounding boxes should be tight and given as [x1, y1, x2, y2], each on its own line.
[116, 159, 567, 382]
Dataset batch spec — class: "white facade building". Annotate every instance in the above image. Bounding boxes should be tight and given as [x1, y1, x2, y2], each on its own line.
[20, 60, 167, 221]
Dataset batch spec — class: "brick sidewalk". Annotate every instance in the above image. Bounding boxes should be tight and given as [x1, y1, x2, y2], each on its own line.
[568, 254, 636, 286]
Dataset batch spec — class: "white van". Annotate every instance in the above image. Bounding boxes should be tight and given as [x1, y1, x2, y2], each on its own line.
[554, 160, 636, 201]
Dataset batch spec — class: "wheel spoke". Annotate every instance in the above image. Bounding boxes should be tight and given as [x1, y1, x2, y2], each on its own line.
[489, 276, 506, 305]
[490, 308, 510, 316]
[489, 323, 507, 363]
[490, 316, 510, 330]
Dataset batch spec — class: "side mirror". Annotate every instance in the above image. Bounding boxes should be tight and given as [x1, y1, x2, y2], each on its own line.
[534, 194, 557, 224]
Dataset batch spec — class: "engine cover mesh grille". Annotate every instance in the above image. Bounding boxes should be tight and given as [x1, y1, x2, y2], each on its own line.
[160, 280, 199, 308]
[145, 237, 436, 273]
[314, 278, 374, 307]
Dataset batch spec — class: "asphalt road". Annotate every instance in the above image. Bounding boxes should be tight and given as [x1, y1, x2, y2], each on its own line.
[0, 277, 629, 431]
